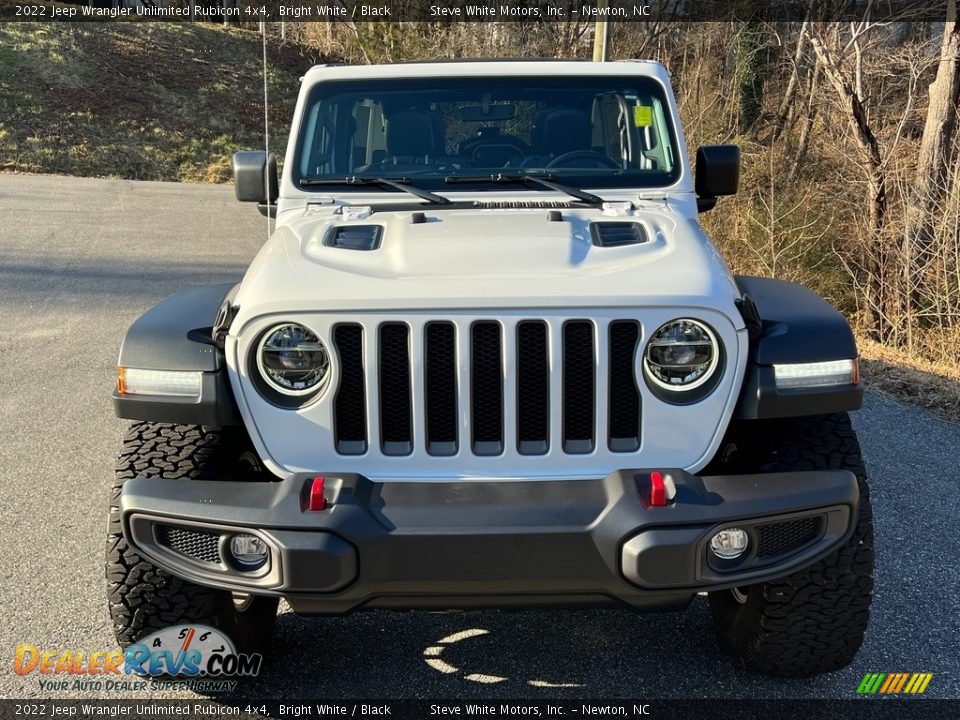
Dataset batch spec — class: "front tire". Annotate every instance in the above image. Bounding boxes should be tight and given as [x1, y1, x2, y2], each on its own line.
[708, 413, 874, 677]
[106, 422, 279, 655]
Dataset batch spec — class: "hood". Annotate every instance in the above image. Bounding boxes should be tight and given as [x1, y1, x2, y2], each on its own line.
[231, 204, 744, 331]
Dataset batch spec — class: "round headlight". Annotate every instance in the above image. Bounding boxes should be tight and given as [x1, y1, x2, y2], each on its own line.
[256, 323, 330, 396]
[643, 319, 719, 391]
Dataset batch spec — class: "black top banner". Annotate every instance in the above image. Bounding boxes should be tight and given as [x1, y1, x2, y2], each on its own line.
[1, 0, 956, 23]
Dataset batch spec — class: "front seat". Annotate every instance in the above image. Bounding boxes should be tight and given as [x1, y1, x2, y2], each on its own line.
[537, 109, 592, 158]
[382, 109, 441, 172]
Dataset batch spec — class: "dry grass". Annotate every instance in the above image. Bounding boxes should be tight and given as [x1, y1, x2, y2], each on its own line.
[858, 335, 960, 424]
[0, 23, 310, 182]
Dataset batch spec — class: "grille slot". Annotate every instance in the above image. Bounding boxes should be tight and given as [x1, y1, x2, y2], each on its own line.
[562, 321, 595, 454]
[425, 322, 458, 456]
[379, 323, 413, 455]
[608, 321, 641, 452]
[157, 525, 221, 565]
[333, 324, 367, 454]
[471, 321, 504, 455]
[516, 321, 550, 455]
[756, 517, 823, 558]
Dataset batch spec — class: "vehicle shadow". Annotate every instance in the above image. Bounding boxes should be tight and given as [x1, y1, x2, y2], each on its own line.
[212, 600, 854, 700]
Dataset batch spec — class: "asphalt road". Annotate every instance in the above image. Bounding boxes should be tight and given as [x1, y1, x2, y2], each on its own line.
[1, 174, 958, 701]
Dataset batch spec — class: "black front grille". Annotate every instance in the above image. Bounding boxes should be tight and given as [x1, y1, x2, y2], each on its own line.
[333, 324, 367, 454]
[333, 317, 645, 458]
[757, 517, 823, 557]
[608, 321, 641, 452]
[379, 323, 413, 455]
[471, 322, 503, 455]
[425, 322, 458, 456]
[157, 525, 221, 565]
[562, 321, 595, 454]
[516, 321, 550, 455]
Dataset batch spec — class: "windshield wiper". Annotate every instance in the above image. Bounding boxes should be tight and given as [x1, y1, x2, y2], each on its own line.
[444, 173, 604, 205]
[298, 176, 452, 205]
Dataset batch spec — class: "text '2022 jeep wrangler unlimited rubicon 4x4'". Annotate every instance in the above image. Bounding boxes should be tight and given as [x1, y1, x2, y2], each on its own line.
[107, 61, 872, 677]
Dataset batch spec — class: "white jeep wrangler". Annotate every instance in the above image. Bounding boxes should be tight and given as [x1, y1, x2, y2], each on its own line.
[108, 60, 873, 677]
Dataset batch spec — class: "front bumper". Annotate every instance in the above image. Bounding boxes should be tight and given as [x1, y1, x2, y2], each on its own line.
[119, 469, 858, 614]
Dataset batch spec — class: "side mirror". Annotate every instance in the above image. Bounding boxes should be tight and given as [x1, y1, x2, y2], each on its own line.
[695, 145, 739, 213]
[232, 151, 278, 204]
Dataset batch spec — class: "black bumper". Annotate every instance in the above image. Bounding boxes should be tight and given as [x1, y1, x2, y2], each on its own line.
[119, 469, 858, 614]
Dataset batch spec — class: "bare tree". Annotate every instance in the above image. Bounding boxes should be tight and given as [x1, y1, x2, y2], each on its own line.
[771, 20, 810, 143]
[808, 21, 896, 338]
[903, 6, 960, 303]
[788, 64, 820, 180]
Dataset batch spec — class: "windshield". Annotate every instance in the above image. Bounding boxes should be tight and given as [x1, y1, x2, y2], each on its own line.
[294, 75, 681, 191]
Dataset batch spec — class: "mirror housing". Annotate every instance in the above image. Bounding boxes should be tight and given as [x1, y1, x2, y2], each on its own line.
[458, 103, 517, 122]
[233, 151, 278, 204]
[695, 145, 740, 213]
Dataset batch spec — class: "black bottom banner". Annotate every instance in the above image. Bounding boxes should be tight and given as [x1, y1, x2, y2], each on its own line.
[1, 699, 958, 720]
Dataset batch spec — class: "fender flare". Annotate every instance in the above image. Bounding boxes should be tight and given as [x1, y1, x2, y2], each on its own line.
[734, 276, 863, 419]
[113, 283, 241, 426]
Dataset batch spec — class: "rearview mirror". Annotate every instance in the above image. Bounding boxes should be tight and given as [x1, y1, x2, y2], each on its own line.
[458, 103, 517, 122]
[232, 151, 278, 204]
[695, 145, 739, 213]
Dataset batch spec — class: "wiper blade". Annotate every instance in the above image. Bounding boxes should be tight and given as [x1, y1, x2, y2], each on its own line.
[443, 172, 604, 205]
[298, 176, 451, 205]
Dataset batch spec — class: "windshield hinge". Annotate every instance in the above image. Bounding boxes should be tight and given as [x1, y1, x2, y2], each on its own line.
[304, 197, 336, 216]
[635, 193, 672, 209]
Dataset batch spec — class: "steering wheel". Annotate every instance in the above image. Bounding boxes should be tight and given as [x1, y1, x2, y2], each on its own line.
[546, 150, 620, 169]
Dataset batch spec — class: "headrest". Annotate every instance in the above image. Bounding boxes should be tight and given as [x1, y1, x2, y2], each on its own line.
[537, 109, 592, 157]
[387, 110, 437, 158]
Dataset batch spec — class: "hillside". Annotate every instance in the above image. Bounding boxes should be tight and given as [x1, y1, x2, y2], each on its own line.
[0, 23, 309, 182]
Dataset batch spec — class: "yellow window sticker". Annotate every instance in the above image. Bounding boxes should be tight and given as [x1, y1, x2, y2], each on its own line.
[633, 105, 653, 127]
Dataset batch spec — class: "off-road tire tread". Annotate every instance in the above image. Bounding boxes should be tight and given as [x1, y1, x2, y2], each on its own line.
[106, 422, 275, 651]
[709, 412, 874, 677]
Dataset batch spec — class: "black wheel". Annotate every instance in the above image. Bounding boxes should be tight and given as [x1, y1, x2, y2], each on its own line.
[707, 412, 874, 677]
[106, 422, 279, 655]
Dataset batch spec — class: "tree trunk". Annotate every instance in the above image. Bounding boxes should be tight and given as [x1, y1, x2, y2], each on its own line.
[788, 65, 820, 181]
[772, 21, 808, 143]
[902, 11, 960, 308]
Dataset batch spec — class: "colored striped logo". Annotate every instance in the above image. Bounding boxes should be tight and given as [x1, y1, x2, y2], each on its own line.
[857, 672, 933, 694]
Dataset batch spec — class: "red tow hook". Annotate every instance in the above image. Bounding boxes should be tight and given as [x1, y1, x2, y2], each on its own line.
[649, 471, 667, 506]
[646, 471, 677, 507]
[307, 475, 327, 511]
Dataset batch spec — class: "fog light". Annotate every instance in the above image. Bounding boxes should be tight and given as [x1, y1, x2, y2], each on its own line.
[228, 534, 268, 570]
[709, 528, 749, 560]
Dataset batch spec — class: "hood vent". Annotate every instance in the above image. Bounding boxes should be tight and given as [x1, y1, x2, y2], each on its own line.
[474, 200, 572, 209]
[590, 222, 648, 247]
[324, 225, 383, 251]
